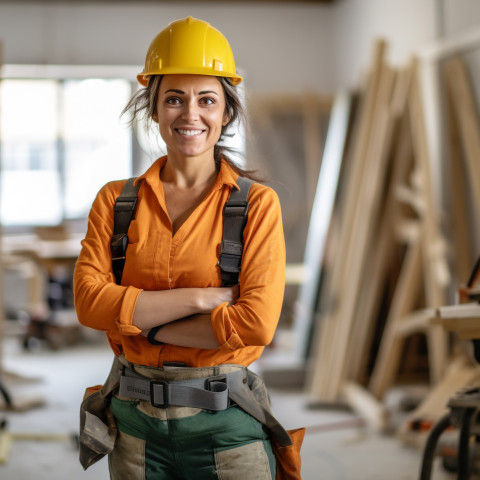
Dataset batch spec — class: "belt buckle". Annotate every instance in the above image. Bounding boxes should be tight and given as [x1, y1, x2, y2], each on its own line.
[150, 380, 169, 408]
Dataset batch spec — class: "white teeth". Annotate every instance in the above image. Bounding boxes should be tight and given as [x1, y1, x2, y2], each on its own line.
[177, 129, 202, 136]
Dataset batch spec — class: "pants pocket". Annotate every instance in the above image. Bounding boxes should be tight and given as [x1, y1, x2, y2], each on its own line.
[108, 429, 146, 480]
[214, 440, 273, 480]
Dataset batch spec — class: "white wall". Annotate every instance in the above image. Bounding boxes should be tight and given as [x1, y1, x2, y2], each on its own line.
[3, 2, 480, 94]
[331, 0, 438, 90]
[0, 2, 335, 94]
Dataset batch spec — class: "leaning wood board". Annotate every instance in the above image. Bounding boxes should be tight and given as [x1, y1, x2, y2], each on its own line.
[347, 66, 413, 383]
[308, 40, 388, 398]
[444, 56, 480, 218]
[323, 62, 396, 399]
[408, 59, 449, 384]
[293, 92, 353, 359]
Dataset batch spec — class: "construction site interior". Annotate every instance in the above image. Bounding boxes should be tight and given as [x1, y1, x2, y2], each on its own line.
[1, 1, 480, 479]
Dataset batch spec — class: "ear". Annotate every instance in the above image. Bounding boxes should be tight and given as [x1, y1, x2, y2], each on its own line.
[222, 112, 230, 126]
[152, 112, 159, 124]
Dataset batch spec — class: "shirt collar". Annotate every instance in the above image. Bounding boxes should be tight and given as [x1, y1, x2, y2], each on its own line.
[134, 156, 240, 191]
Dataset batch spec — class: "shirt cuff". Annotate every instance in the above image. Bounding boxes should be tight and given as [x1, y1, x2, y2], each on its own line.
[115, 286, 143, 335]
[211, 303, 246, 351]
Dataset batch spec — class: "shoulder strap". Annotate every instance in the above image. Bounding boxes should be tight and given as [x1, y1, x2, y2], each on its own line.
[218, 177, 254, 287]
[110, 177, 142, 285]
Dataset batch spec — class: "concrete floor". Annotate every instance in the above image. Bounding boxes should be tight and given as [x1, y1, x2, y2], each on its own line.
[0, 330, 457, 480]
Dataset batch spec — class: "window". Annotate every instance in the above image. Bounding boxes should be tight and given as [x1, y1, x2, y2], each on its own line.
[0, 70, 133, 226]
[0, 65, 246, 227]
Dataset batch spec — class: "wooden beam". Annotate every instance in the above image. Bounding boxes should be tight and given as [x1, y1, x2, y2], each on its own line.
[308, 40, 390, 400]
[408, 59, 449, 384]
[347, 67, 413, 383]
[443, 62, 474, 283]
[443, 56, 480, 219]
[325, 63, 396, 399]
[368, 236, 423, 399]
[293, 92, 352, 359]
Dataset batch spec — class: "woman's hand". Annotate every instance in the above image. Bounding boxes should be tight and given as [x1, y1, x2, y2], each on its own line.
[197, 285, 239, 313]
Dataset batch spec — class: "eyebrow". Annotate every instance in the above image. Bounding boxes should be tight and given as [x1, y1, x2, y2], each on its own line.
[164, 89, 219, 96]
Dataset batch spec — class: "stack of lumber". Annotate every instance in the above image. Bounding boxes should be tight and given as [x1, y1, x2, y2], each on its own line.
[303, 39, 480, 433]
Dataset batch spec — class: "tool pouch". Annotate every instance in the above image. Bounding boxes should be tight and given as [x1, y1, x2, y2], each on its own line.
[272, 427, 305, 480]
[79, 356, 121, 470]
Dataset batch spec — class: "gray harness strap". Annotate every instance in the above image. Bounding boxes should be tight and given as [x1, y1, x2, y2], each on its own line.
[110, 177, 143, 285]
[118, 368, 243, 411]
[219, 177, 253, 287]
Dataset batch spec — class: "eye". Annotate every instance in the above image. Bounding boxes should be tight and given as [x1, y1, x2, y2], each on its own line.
[200, 97, 215, 105]
[166, 96, 181, 105]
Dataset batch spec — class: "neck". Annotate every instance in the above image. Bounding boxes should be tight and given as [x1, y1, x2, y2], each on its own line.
[161, 151, 218, 189]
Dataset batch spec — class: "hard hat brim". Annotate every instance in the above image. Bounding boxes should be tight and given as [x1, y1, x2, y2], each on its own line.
[137, 70, 243, 87]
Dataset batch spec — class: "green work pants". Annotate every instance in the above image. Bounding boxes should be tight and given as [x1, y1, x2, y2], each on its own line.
[109, 395, 276, 480]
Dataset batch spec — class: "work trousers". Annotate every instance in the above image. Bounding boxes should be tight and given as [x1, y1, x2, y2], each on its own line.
[108, 395, 276, 479]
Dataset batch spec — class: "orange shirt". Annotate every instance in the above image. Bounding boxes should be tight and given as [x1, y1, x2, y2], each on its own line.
[73, 157, 286, 368]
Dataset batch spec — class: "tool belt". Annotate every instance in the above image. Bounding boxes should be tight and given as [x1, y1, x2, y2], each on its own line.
[79, 355, 302, 478]
[119, 363, 241, 411]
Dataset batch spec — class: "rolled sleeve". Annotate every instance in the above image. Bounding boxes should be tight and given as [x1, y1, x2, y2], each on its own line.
[116, 286, 143, 335]
[211, 302, 246, 350]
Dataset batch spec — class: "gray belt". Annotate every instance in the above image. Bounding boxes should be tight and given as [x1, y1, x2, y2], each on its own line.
[119, 367, 244, 411]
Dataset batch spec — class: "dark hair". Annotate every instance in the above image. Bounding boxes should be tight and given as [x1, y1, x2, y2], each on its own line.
[122, 75, 262, 181]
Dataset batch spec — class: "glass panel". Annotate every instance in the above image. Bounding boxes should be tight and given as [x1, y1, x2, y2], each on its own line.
[63, 79, 132, 218]
[0, 80, 60, 225]
[1, 171, 62, 225]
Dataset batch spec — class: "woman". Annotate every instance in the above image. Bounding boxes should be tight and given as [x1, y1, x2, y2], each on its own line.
[74, 16, 302, 480]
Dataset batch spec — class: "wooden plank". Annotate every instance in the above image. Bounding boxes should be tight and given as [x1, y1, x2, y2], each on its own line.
[443, 61, 474, 282]
[293, 92, 353, 359]
[458, 330, 480, 340]
[324, 64, 396, 399]
[437, 302, 480, 319]
[347, 67, 413, 382]
[408, 59, 449, 384]
[308, 41, 388, 398]
[394, 309, 436, 337]
[324, 41, 388, 316]
[368, 236, 423, 399]
[443, 56, 480, 218]
[400, 355, 479, 430]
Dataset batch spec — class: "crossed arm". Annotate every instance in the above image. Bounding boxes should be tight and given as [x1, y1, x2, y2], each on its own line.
[132, 286, 238, 349]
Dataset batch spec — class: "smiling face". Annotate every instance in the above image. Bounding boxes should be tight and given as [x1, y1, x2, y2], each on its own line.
[153, 74, 228, 162]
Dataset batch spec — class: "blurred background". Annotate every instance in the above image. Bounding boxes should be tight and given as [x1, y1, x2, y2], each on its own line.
[1, 0, 480, 479]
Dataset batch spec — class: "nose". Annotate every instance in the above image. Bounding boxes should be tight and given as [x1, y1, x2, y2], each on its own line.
[181, 100, 200, 121]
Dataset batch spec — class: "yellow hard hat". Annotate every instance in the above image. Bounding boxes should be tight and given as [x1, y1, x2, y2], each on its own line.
[137, 16, 242, 87]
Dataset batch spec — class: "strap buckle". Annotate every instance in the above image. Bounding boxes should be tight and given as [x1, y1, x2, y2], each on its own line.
[150, 380, 169, 408]
[205, 374, 227, 391]
[223, 201, 249, 218]
[114, 196, 139, 213]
